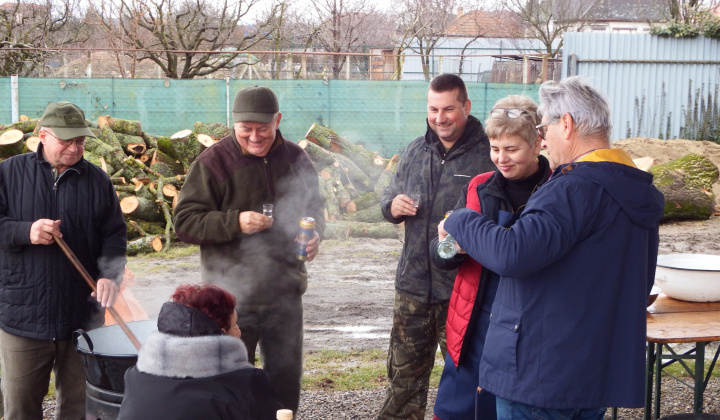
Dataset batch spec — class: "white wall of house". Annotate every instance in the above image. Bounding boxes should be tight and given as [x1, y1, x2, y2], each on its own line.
[577, 21, 652, 33]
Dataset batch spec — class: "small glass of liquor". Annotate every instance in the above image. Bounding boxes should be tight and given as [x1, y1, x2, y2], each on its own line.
[263, 204, 274, 218]
[409, 193, 421, 209]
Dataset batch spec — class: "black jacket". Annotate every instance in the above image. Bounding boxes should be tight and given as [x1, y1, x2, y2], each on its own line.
[380, 116, 495, 304]
[118, 302, 282, 420]
[0, 145, 127, 340]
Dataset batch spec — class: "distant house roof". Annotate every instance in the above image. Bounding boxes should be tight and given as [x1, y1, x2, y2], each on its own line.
[446, 9, 524, 38]
[586, 0, 668, 22]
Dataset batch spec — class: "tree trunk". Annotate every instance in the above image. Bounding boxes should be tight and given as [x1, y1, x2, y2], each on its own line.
[342, 203, 384, 222]
[346, 154, 399, 213]
[305, 123, 386, 180]
[126, 235, 164, 256]
[25, 136, 40, 152]
[150, 149, 185, 175]
[650, 153, 719, 221]
[115, 133, 147, 157]
[300, 139, 372, 191]
[120, 196, 163, 222]
[9, 118, 39, 134]
[127, 220, 166, 241]
[0, 129, 26, 158]
[98, 115, 144, 137]
[193, 122, 230, 140]
[299, 139, 338, 168]
[83, 151, 115, 175]
[155, 136, 179, 162]
[170, 129, 204, 171]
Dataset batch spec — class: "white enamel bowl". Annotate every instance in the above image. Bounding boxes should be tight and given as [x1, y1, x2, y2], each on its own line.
[655, 253, 720, 302]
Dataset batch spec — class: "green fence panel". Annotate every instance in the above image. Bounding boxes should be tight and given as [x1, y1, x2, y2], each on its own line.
[2, 77, 540, 158]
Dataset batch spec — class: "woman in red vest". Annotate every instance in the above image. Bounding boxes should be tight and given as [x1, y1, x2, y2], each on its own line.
[431, 95, 552, 420]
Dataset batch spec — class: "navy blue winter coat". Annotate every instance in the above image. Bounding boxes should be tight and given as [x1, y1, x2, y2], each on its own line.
[0, 145, 127, 341]
[444, 149, 664, 409]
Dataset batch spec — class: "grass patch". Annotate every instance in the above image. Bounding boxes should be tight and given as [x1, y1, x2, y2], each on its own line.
[302, 349, 444, 391]
[661, 359, 720, 378]
[130, 243, 200, 260]
[126, 243, 199, 273]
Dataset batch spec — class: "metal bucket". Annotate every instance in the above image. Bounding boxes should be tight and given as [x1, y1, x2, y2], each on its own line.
[73, 320, 156, 393]
[85, 381, 123, 420]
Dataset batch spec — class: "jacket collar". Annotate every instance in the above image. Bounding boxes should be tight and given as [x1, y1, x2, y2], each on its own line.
[36, 142, 85, 176]
[483, 154, 552, 198]
[136, 331, 253, 378]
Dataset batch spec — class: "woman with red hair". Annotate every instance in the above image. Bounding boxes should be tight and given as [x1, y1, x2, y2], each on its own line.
[118, 284, 282, 420]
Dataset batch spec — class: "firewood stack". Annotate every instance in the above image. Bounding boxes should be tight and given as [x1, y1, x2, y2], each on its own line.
[0, 115, 228, 255]
[1, 117, 404, 251]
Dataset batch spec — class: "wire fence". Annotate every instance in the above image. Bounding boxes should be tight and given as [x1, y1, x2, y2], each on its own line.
[2, 77, 543, 157]
[12, 48, 561, 84]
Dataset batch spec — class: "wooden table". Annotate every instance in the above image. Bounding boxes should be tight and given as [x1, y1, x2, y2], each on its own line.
[644, 294, 720, 420]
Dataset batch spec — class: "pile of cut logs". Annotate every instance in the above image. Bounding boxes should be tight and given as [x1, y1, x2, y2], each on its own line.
[0, 117, 402, 253]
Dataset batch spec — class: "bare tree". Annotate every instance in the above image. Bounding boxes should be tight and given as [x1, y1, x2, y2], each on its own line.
[92, 0, 278, 79]
[666, 0, 720, 22]
[0, 0, 87, 76]
[503, 0, 602, 58]
[303, 0, 379, 79]
[394, 0, 485, 81]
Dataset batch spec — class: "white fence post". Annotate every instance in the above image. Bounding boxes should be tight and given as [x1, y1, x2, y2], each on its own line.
[11, 75, 19, 123]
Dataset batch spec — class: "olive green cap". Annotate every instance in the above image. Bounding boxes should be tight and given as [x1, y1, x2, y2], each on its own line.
[39, 102, 95, 140]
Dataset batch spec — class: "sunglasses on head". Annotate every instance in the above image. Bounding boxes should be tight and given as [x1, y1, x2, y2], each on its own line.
[490, 108, 529, 119]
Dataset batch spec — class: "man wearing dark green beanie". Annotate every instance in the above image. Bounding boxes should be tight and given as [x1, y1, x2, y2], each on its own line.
[174, 86, 326, 415]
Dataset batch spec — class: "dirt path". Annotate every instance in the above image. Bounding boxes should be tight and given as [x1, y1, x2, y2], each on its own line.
[127, 217, 720, 353]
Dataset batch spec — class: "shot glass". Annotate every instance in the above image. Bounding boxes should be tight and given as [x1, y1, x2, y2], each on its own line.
[262, 203, 274, 218]
[409, 193, 421, 209]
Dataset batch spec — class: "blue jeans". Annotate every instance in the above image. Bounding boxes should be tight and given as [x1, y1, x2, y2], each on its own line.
[495, 397, 606, 420]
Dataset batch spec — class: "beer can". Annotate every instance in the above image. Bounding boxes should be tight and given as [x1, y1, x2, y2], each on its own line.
[296, 217, 315, 261]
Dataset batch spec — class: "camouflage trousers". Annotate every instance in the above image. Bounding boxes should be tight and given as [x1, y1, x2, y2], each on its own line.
[377, 293, 448, 420]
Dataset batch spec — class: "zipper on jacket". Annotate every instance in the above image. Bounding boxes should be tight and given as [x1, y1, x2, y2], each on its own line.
[263, 158, 275, 203]
[425, 148, 447, 303]
[49, 166, 78, 340]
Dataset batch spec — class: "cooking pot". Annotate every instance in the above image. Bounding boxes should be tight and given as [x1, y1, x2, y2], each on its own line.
[73, 320, 156, 393]
[655, 253, 720, 302]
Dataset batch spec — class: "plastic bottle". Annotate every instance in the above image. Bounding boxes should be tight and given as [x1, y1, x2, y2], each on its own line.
[437, 211, 458, 259]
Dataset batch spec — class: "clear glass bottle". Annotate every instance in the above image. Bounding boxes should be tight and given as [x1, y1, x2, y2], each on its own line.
[437, 211, 458, 259]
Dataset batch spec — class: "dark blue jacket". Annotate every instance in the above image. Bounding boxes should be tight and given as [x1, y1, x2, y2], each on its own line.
[445, 150, 664, 409]
[0, 145, 127, 341]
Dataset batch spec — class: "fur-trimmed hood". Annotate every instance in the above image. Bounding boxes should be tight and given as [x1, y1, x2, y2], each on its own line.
[136, 331, 253, 378]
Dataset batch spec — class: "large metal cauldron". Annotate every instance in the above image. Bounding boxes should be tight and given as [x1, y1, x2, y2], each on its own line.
[74, 320, 156, 420]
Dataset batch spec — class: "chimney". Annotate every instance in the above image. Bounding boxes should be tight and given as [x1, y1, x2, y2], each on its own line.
[457, 7, 463, 17]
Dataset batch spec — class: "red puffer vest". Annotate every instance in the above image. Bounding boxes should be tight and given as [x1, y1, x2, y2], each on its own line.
[446, 171, 493, 367]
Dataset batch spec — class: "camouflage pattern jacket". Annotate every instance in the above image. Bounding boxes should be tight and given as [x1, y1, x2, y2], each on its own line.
[380, 116, 494, 304]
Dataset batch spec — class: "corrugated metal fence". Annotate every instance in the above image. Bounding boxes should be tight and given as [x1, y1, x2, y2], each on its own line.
[562, 33, 720, 142]
[1, 78, 539, 157]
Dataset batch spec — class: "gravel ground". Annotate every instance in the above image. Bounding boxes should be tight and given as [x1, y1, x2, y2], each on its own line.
[296, 378, 720, 419]
[39, 375, 720, 420]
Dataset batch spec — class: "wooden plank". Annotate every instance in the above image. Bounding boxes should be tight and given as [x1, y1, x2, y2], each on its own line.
[647, 293, 720, 315]
[647, 311, 720, 343]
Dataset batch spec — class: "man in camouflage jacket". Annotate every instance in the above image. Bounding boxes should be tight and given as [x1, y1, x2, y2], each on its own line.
[377, 74, 495, 420]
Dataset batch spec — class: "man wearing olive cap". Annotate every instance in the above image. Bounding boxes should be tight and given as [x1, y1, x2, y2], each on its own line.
[0, 101, 127, 418]
[174, 86, 325, 414]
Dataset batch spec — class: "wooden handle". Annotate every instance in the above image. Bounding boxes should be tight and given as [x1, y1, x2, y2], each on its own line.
[52, 234, 142, 350]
